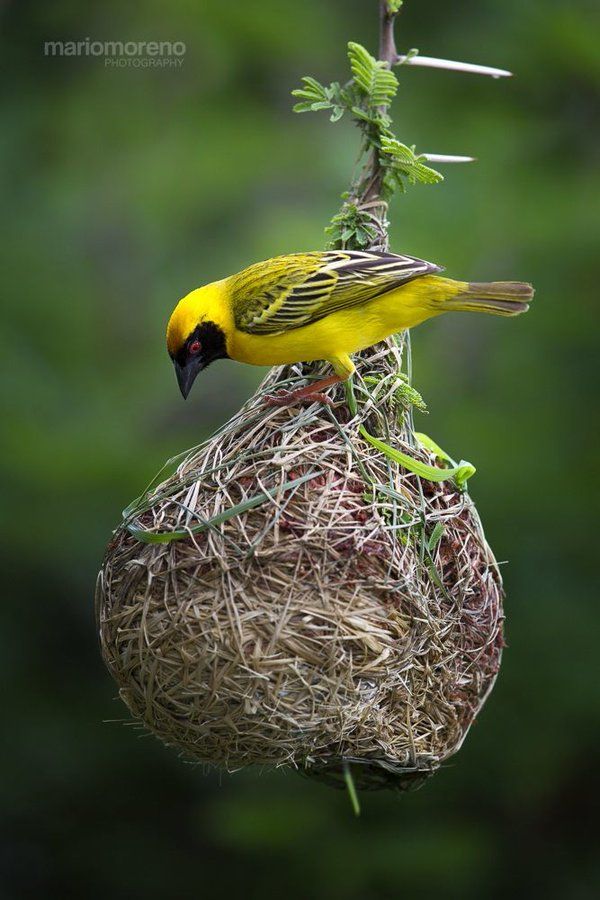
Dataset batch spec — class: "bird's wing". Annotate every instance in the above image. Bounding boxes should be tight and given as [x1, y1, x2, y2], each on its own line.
[230, 250, 443, 335]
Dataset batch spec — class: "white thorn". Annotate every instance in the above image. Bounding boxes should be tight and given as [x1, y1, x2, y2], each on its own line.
[396, 54, 512, 79]
[421, 154, 476, 164]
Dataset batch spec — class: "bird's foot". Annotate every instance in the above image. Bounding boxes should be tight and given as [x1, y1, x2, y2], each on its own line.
[265, 389, 335, 408]
[264, 374, 344, 409]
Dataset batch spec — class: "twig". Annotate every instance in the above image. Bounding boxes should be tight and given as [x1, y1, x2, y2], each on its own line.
[379, 0, 398, 64]
[362, 0, 401, 208]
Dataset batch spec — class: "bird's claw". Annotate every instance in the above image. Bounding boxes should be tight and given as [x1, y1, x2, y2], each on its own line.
[265, 390, 335, 408]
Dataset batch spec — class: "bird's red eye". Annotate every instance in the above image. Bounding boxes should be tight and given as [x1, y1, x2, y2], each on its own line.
[189, 340, 201, 356]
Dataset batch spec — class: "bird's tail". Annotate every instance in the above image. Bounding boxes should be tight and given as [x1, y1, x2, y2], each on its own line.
[441, 280, 534, 316]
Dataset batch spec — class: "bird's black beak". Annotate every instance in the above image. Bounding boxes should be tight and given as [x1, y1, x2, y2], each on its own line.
[174, 357, 203, 399]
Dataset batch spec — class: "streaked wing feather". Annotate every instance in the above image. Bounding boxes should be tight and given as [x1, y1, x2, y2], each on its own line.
[231, 250, 442, 335]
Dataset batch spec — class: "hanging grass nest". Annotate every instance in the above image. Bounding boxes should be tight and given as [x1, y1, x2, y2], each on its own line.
[96, 337, 504, 792]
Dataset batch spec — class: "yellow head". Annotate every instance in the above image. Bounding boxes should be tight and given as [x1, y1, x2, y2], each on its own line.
[166, 282, 230, 398]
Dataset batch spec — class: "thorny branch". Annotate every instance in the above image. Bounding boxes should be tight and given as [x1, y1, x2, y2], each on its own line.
[361, 0, 401, 218]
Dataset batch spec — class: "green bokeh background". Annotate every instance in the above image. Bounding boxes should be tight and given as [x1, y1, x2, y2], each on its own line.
[2, 0, 598, 897]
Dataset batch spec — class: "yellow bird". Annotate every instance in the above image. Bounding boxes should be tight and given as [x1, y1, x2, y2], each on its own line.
[166, 250, 533, 404]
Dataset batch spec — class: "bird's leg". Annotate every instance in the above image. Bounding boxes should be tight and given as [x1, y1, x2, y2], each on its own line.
[265, 374, 344, 408]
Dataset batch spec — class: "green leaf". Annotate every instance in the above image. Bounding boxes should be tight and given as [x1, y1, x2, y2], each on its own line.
[325, 199, 381, 251]
[291, 76, 334, 114]
[291, 77, 351, 118]
[291, 76, 328, 100]
[380, 135, 443, 185]
[292, 102, 321, 113]
[347, 42, 398, 108]
[350, 105, 374, 122]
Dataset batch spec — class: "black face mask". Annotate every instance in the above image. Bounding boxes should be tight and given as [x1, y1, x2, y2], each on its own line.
[172, 321, 229, 398]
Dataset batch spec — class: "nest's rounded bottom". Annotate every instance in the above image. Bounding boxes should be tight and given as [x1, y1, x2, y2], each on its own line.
[301, 758, 435, 792]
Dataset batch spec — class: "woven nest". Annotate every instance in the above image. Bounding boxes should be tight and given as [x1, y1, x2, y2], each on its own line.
[96, 337, 504, 792]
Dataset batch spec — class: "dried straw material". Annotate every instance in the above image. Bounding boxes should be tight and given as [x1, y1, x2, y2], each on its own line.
[96, 337, 504, 792]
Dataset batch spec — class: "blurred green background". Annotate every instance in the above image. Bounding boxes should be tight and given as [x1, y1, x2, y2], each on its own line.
[2, 0, 598, 896]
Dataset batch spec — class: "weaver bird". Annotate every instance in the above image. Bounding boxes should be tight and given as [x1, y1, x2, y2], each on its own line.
[167, 250, 533, 404]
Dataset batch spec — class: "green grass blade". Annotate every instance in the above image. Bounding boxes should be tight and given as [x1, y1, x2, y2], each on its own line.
[427, 521, 446, 552]
[359, 426, 475, 490]
[127, 470, 321, 544]
[343, 763, 361, 817]
[414, 431, 454, 464]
